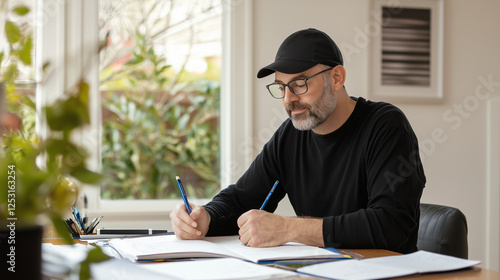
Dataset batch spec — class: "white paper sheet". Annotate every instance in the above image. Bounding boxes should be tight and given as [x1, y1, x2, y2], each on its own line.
[364, 250, 481, 273]
[298, 250, 481, 280]
[139, 258, 297, 280]
[300, 259, 414, 280]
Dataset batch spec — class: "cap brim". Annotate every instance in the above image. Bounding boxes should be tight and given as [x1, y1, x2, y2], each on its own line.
[257, 60, 317, 78]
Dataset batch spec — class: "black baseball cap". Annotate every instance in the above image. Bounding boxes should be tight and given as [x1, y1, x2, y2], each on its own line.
[257, 28, 343, 78]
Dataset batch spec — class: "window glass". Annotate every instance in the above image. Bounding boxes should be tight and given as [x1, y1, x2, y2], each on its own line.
[98, 0, 221, 200]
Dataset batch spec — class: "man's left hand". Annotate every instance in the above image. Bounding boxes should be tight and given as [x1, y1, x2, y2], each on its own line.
[237, 210, 290, 247]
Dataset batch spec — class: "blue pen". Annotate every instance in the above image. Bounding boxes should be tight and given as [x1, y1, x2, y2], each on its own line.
[260, 180, 279, 210]
[176, 176, 192, 214]
[74, 206, 85, 230]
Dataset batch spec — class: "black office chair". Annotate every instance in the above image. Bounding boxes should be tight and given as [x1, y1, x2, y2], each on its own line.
[417, 203, 468, 259]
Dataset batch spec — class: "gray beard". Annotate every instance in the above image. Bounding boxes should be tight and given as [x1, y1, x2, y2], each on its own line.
[288, 86, 337, 131]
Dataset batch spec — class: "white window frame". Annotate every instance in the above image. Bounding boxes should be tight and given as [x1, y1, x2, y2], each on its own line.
[36, 0, 254, 221]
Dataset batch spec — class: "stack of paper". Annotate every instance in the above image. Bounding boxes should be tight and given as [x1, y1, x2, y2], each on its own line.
[43, 243, 297, 280]
[297, 250, 481, 280]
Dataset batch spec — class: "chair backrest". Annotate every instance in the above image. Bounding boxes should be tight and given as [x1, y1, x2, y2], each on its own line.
[417, 203, 468, 259]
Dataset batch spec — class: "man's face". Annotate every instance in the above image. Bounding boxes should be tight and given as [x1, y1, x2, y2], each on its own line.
[275, 66, 337, 131]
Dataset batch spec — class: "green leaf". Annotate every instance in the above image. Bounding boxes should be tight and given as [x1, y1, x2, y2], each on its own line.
[42, 61, 50, 71]
[3, 63, 17, 84]
[50, 213, 74, 244]
[45, 95, 89, 132]
[177, 114, 190, 130]
[43, 139, 87, 173]
[78, 81, 89, 105]
[125, 53, 144, 65]
[22, 95, 36, 109]
[12, 5, 30, 16]
[79, 246, 110, 280]
[5, 21, 21, 44]
[70, 167, 103, 184]
[19, 35, 32, 65]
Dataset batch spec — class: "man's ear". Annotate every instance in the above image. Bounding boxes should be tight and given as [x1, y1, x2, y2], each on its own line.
[330, 65, 346, 91]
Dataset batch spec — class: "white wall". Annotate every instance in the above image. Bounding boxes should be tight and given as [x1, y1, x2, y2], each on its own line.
[248, 0, 500, 270]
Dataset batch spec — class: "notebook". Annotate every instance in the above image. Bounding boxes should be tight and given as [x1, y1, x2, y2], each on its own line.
[108, 235, 346, 263]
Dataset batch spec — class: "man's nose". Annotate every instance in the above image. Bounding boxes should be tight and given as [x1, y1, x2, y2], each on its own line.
[283, 86, 299, 104]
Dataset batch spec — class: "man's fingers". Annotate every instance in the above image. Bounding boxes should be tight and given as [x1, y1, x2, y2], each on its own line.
[237, 209, 258, 228]
[170, 204, 202, 238]
[176, 225, 202, 239]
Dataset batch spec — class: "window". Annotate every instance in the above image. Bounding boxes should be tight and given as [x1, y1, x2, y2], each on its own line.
[98, 0, 222, 200]
[28, 0, 253, 220]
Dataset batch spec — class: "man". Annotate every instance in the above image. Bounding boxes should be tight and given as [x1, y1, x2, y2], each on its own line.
[170, 28, 426, 254]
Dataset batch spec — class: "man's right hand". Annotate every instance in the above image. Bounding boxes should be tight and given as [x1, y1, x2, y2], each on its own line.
[170, 203, 210, 240]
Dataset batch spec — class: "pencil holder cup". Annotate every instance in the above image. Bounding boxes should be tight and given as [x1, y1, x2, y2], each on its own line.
[65, 206, 103, 238]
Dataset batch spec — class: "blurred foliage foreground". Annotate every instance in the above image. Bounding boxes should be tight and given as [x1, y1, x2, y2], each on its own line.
[1, 5, 109, 279]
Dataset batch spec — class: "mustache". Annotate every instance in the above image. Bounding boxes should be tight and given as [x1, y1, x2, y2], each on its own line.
[286, 102, 311, 112]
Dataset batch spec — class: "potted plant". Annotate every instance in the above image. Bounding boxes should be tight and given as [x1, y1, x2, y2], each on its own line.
[0, 4, 107, 279]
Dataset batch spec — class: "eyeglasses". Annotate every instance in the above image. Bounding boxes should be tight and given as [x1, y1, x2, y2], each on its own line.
[266, 67, 334, 99]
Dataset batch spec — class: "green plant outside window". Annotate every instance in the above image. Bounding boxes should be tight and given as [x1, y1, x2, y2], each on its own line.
[98, 0, 222, 200]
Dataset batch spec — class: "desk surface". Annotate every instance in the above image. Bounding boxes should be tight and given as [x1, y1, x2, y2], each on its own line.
[43, 238, 500, 280]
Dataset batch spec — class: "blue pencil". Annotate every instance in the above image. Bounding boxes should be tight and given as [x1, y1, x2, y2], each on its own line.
[176, 176, 192, 214]
[260, 180, 279, 210]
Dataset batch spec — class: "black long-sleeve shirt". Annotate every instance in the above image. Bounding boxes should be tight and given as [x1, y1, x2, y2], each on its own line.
[204, 97, 426, 253]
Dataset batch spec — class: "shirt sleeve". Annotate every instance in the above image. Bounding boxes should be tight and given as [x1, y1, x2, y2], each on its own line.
[323, 108, 426, 253]
[204, 123, 287, 236]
